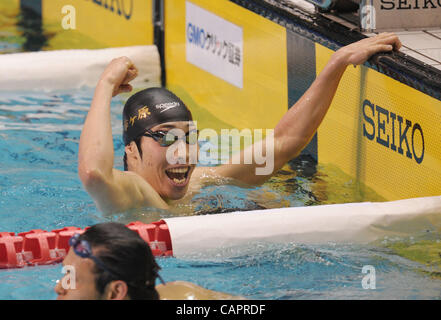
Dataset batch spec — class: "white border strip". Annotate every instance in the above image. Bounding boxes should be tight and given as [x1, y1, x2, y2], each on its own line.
[165, 196, 441, 257]
[0, 45, 161, 92]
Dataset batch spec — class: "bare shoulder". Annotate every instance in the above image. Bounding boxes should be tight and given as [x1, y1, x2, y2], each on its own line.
[94, 169, 168, 213]
[114, 169, 169, 209]
[190, 166, 255, 189]
[156, 281, 245, 300]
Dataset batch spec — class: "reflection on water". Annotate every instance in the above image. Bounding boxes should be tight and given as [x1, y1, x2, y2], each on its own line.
[1, 241, 440, 300]
[161, 242, 441, 300]
[16, 2, 47, 52]
[0, 1, 47, 53]
[372, 233, 441, 280]
[0, 1, 107, 54]
[110, 155, 386, 224]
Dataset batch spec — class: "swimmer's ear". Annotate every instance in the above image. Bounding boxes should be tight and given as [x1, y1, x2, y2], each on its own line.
[104, 280, 129, 300]
[125, 141, 141, 170]
[126, 141, 142, 156]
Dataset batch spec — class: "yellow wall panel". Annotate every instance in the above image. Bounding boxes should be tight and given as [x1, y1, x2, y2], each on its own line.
[316, 44, 441, 200]
[42, 0, 153, 49]
[165, 0, 287, 132]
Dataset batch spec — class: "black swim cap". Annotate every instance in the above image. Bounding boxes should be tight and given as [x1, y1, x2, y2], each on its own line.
[122, 88, 193, 145]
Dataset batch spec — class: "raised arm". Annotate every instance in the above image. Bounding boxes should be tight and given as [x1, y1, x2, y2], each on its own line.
[212, 33, 402, 185]
[79, 58, 134, 181]
[78, 57, 168, 213]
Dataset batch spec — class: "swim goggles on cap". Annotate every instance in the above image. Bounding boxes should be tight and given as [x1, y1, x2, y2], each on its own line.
[69, 233, 122, 279]
[68, 233, 166, 285]
[142, 129, 198, 147]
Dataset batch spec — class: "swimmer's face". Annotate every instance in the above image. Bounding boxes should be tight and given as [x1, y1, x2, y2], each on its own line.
[131, 121, 198, 201]
[54, 248, 103, 300]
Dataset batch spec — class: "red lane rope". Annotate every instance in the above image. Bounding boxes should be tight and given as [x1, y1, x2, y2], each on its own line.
[0, 221, 173, 269]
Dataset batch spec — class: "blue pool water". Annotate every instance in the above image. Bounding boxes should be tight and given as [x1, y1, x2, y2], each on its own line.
[0, 89, 440, 300]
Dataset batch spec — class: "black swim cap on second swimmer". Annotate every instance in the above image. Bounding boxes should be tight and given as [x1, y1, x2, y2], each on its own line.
[122, 87, 193, 145]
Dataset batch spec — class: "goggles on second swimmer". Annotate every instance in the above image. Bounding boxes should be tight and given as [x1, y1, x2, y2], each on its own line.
[142, 129, 199, 147]
[69, 233, 122, 279]
[68, 233, 166, 286]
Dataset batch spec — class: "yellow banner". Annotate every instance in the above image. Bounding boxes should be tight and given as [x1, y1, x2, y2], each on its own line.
[0, 0, 19, 13]
[42, 0, 153, 50]
[165, 0, 287, 132]
[316, 44, 441, 200]
[0, 0, 20, 42]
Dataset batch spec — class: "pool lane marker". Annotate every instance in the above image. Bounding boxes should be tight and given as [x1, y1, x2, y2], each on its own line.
[0, 221, 173, 269]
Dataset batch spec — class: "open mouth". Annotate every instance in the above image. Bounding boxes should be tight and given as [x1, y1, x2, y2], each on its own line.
[165, 166, 191, 186]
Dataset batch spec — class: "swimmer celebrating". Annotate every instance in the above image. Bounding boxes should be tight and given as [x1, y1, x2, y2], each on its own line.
[79, 33, 402, 213]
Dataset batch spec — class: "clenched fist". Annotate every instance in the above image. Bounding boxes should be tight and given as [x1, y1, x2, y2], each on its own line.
[99, 56, 139, 97]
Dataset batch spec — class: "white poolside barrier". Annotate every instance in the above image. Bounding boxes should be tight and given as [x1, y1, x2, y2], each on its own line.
[0, 45, 161, 91]
[165, 196, 441, 257]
